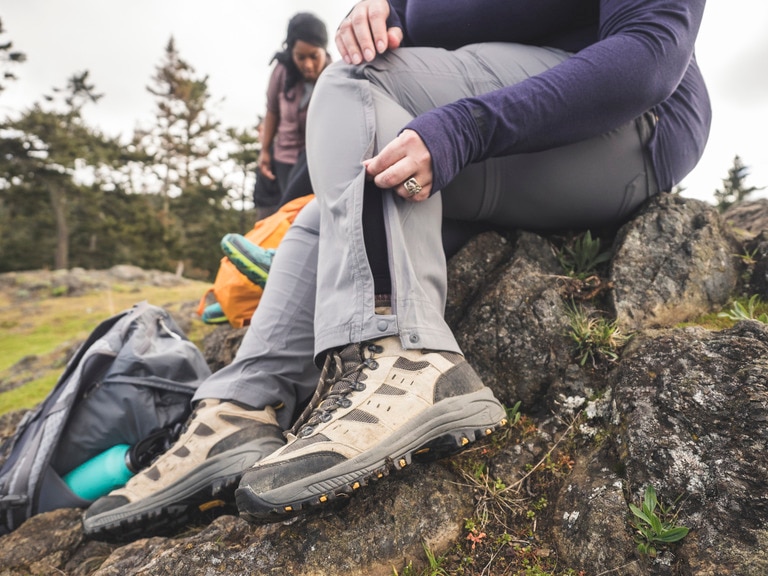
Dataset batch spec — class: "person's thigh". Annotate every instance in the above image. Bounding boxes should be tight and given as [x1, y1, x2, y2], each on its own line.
[442, 114, 657, 230]
[361, 42, 570, 125]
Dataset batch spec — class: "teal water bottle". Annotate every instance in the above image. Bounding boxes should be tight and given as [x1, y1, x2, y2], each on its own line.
[62, 444, 136, 501]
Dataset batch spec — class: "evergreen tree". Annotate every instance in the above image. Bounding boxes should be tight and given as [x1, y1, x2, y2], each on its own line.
[138, 37, 222, 223]
[0, 72, 126, 271]
[0, 35, 263, 277]
[224, 125, 260, 232]
[714, 155, 765, 212]
[68, 185, 172, 271]
[135, 38, 265, 278]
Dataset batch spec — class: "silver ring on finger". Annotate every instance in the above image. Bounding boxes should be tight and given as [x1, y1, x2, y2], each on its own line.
[403, 177, 422, 197]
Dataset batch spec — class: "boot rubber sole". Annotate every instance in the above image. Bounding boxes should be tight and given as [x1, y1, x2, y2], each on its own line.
[236, 388, 507, 523]
[83, 437, 284, 541]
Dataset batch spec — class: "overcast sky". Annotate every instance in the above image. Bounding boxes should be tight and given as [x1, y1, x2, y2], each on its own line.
[1, 1, 767, 204]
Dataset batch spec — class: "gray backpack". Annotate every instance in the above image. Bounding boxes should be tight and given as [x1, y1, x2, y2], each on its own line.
[0, 301, 211, 534]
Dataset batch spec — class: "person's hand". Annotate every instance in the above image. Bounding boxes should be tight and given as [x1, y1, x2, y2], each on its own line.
[258, 151, 275, 181]
[336, 0, 403, 65]
[363, 129, 432, 202]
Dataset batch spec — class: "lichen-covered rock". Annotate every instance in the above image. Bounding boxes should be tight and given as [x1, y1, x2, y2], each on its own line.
[444, 230, 515, 327]
[610, 193, 740, 331]
[201, 324, 248, 372]
[0, 463, 470, 576]
[722, 198, 768, 238]
[611, 321, 768, 575]
[453, 231, 573, 410]
[739, 230, 768, 298]
[551, 444, 642, 575]
[0, 508, 85, 575]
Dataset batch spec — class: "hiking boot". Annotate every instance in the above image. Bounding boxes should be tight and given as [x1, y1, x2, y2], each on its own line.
[235, 336, 507, 523]
[220, 233, 275, 288]
[83, 400, 285, 541]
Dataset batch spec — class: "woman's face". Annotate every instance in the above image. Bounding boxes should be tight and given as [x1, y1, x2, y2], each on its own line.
[292, 40, 328, 82]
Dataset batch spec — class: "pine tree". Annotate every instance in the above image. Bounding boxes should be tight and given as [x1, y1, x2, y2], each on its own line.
[135, 38, 266, 278]
[224, 125, 261, 231]
[138, 37, 222, 223]
[0, 72, 125, 271]
[714, 155, 765, 212]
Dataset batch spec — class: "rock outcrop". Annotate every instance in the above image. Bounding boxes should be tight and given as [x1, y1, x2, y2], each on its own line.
[2, 193, 767, 575]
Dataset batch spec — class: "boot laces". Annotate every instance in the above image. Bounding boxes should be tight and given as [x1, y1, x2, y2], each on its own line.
[294, 342, 383, 438]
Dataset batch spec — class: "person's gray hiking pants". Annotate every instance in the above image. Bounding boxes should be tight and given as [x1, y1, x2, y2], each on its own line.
[195, 43, 658, 428]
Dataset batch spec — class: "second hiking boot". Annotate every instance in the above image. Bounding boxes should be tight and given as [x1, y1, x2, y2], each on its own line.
[83, 400, 285, 541]
[235, 336, 507, 523]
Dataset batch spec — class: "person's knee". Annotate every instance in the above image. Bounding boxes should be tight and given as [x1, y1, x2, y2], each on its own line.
[290, 199, 320, 236]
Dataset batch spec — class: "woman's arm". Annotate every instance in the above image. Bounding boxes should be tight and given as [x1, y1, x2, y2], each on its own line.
[258, 65, 284, 180]
[258, 109, 279, 180]
[405, 0, 707, 191]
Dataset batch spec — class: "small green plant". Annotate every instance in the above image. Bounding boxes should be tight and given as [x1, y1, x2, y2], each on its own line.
[718, 294, 768, 323]
[505, 400, 522, 426]
[736, 246, 759, 266]
[392, 542, 448, 576]
[629, 485, 689, 557]
[422, 542, 449, 576]
[472, 461, 488, 480]
[555, 230, 612, 279]
[566, 301, 628, 366]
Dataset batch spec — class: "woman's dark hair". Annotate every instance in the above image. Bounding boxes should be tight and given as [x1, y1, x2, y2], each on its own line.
[271, 12, 328, 99]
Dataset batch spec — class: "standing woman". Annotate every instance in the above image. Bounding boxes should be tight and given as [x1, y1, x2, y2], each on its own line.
[255, 12, 330, 211]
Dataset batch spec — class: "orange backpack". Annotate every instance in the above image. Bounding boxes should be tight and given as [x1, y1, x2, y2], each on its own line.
[198, 194, 313, 328]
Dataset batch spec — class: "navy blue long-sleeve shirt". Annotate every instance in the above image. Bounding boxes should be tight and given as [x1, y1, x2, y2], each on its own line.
[386, 0, 711, 193]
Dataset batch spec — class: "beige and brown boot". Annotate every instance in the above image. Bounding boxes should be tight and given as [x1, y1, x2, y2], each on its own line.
[235, 336, 507, 523]
[83, 400, 285, 541]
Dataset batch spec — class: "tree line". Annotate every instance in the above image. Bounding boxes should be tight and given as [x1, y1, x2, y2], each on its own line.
[1, 22, 260, 279]
[0, 19, 764, 279]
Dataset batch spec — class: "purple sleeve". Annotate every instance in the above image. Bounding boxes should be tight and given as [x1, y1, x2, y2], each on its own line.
[405, 0, 707, 191]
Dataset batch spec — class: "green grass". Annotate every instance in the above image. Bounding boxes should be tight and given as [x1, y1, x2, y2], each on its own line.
[0, 281, 217, 416]
[678, 294, 768, 331]
[0, 371, 60, 416]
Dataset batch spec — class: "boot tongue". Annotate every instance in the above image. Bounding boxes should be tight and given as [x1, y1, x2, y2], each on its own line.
[287, 347, 358, 437]
[338, 342, 366, 375]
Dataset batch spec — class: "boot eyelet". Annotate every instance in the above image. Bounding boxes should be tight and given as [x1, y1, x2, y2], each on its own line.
[353, 382, 367, 391]
[339, 398, 352, 408]
[299, 426, 314, 437]
[320, 412, 333, 423]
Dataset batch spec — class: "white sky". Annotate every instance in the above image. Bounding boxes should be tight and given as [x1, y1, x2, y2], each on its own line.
[1, 0, 767, 204]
